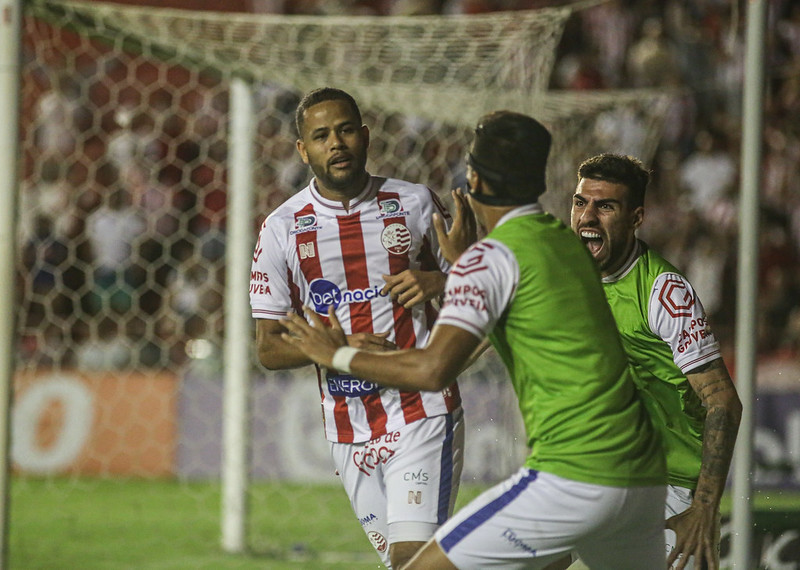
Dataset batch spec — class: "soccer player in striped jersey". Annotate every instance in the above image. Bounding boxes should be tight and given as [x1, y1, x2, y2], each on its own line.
[569, 153, 742, 570]
[279, 111, 668, 569]
[249, 87, 464, 569]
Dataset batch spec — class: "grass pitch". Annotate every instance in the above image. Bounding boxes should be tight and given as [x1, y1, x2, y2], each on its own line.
[10, 478, 488, 570]
[10, 477, 799, 569]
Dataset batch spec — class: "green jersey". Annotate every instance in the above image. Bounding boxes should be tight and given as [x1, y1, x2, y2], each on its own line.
[602, 241, 722, 489]
[437, 205, 665, 487]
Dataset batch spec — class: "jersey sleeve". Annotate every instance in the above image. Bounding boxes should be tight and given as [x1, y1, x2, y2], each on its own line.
[435, 239, 518, 339]
[249, 215, 294, 320]
[647, 272, 722, 372]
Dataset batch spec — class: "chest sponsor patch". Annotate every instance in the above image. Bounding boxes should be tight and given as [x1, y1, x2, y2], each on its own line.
[308, 278, 388, 314]
[326, 372, 381, 397]
[290, 214, 323, 235]
[376, 198, 410, 220]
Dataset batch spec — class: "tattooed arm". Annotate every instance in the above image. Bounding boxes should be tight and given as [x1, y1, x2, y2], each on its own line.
[666, 358, 742, 570]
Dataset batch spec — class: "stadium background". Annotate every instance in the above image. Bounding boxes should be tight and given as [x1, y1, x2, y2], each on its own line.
[11, 0, 800, 568]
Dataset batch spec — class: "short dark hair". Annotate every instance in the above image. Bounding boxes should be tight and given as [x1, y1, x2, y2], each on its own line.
[469, 110, 551, 204]
[577, 153, 650, 209]
[295, 87, 362, 138]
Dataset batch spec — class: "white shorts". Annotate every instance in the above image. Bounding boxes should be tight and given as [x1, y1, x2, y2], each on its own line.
[435, 468, 666, 570]
[568, 484, 719, 570]
[330, 408, 464, 568]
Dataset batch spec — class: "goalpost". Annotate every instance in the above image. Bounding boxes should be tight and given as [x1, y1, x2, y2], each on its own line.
[0, 1, 21, 567]
[10, 0, 676, 563]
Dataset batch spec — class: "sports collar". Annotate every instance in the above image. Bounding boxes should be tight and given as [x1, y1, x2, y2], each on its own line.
[310, 175, 377, 212]
[601, 240, 643, 283]
[493, 203, 545, 229]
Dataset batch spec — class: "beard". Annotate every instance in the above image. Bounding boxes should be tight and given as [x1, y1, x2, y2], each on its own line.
[309, 153, 367, 194]
[314, 166, 362, 192]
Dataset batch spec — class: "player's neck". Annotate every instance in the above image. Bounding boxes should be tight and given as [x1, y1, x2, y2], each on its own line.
[601, 237, 638, 278]
[477, 204, 517, 233]
[314, 172, 370, 211]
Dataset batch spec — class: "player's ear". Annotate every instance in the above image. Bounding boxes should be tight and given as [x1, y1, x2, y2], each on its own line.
[361, 124, 370, 147]
[296, 138, 310, 165]
[465, 167, 480, 196]
[632, 206, 644, 231]
[472, 173, 496, 198]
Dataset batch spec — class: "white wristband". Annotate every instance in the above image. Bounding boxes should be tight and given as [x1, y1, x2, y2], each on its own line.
[331, 346, 360, 374]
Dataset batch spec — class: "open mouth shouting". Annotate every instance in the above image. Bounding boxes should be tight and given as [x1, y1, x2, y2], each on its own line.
[579, 228, 604, 257]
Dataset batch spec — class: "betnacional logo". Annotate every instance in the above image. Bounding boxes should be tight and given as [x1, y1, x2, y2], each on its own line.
[308, 278, 388, 314]
[380, 223, 412, 255]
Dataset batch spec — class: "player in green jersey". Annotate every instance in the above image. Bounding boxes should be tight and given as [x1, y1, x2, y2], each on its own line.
[279, 112, 667, 569]
[569, 153, 742, 570]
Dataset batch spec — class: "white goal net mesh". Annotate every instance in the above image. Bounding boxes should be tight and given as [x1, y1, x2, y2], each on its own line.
[13, 0, 671, 566]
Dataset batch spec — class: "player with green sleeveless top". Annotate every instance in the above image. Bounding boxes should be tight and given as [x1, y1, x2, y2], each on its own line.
[570, 153, 742, 570]
[487, 211, 662, 487]
[280, 112, 667, 569]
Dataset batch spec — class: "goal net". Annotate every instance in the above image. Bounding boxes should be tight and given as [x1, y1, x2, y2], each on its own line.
[13, 0, 671, 565]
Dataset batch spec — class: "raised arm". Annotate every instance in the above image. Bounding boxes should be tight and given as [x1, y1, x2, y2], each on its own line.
[281, 306, 480, 392]
[256, 318, 315, 370]
[257, 317, 398, 370]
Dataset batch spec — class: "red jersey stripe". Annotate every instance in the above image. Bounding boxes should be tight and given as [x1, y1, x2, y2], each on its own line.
[337, 209, 389, 435]
[337, 211, 374, 334]
[377, 190, 426, 423]
[294, 204, 354, 442]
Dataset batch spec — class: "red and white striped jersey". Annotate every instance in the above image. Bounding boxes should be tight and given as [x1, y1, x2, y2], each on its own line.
[250, 175, 462, 443]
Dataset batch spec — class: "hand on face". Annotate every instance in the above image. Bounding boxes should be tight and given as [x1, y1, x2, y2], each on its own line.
[433, 188, 478, 265]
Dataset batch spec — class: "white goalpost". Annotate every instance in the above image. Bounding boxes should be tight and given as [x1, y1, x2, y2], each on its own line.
[221, 76, 255, 552]
[730, 0, 767, 566]
[0, 1, 22, 566]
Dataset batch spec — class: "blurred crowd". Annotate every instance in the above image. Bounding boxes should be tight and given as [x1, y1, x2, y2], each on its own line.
[19, 60, 230, 370]
[17, 0, 800, 371]
[550, 0, 800, 364]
